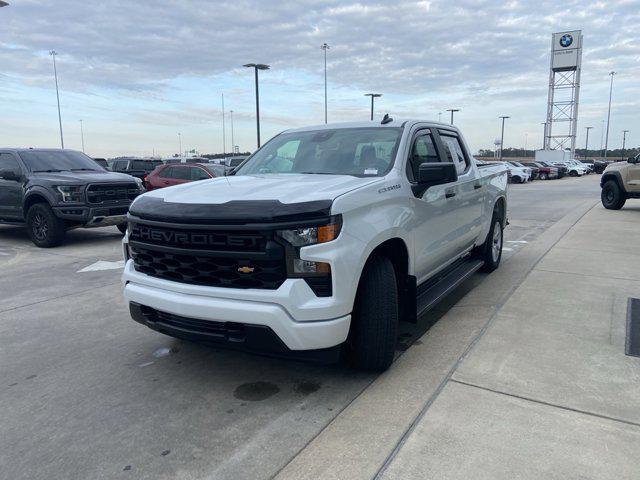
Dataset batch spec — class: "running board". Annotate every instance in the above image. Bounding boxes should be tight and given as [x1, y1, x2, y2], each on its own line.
[416, 258, 484, 317]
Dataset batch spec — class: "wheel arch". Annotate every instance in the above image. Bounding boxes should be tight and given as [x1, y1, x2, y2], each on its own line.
[601, 171, 626, 194]
[23, 191, 53, 213]
[493, 195, 507, 227]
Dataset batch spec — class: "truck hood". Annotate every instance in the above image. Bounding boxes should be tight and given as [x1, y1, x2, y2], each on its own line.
[30, 171, 137, 184]
[142, 174, 379, 204]
[130, 174, 381, 224]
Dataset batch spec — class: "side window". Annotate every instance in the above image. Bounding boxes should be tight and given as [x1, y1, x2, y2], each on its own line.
[407, 133, 438, 182]
[158, 166, 173, 178]
[440, 135, 469, 175]
[172, 167, 191, 180]
[0, 153, 22, 175]
[190, 167, 210, 180]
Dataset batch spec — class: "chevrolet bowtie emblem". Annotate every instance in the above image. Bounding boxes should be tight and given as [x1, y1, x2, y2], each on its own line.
[237, 266, 255, 274]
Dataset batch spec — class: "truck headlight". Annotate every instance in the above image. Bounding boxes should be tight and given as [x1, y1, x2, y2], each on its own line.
[277, 219, 341, 247]
[55, 185, 83, 203]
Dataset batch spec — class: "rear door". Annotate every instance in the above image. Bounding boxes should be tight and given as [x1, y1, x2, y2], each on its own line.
[0, 152, 26, 219]
[435, 130, 484, 253]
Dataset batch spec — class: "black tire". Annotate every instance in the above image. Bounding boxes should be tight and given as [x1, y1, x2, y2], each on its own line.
[348, 256, 398, 371]
[569, 170, 578, 177]
[478, 213, 503, 273]
[512, 175, 522, 184]
[601, 180, 626, 210]
[539, 172, 548, 180]
[116, 223, 128, 234]
[25, 203, 66, 248]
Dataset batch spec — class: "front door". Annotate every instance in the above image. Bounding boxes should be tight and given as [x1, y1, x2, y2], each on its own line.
[0, 153, 25, 219]
[407, 129, 464, 283]
[627, 154, 640, 193]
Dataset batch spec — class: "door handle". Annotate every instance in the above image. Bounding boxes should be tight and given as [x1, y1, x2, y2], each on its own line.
[164, 181, 170, 184]
[474, 183, 483, 190]
[445, 190, 456, 199]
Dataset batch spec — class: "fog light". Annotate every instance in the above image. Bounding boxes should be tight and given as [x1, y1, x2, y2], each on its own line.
[292, 259, 330, 274]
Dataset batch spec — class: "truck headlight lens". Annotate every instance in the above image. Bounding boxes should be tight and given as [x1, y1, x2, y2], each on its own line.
[56, 185, 83, 203]
[277, 220, 341, 247]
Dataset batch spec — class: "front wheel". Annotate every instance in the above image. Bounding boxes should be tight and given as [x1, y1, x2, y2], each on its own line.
[116, 223, 128, 234]
[539, 173, 548, 180]
[348, 256, 398, 371]
[601, 180, 626, 210]
[26, 203, 66, 248]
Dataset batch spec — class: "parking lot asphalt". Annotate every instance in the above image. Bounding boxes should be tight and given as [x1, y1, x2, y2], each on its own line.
[0, 175, 602, 480]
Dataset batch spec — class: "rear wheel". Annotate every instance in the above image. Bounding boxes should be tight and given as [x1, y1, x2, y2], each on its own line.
[26, 203, 66, 248]
[348, 256, 398, 371]
[601, 180, 626, 210]
[511, 175, 522, 184]
[478, 213, 503, 272]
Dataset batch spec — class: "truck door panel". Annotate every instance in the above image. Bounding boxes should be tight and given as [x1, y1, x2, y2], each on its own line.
[0, 153, 24, 219]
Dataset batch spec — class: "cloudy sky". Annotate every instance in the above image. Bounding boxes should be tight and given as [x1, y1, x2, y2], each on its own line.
[1, 0, 638, 157]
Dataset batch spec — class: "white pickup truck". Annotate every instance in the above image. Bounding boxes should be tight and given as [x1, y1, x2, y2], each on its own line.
[121, 119, 508, 371]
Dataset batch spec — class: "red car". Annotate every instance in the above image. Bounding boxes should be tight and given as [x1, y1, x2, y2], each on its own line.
[144, 163, 225, 190]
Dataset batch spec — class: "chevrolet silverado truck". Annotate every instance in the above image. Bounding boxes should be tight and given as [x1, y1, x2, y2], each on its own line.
[600, 153, 640, 210]
[122, 119, 508, 371]
[0, 148, 144, 247]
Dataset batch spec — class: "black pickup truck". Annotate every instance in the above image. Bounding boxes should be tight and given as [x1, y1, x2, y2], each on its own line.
[0, 148, 144, 247]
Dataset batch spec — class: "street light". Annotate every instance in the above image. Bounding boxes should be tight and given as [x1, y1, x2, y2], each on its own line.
[438, 112, 442, 122]
[221, 93, 226, 156]
[584, 126, 593, 160]
[178, 132, 182, 155]
[541, 122, 547, 149]
[79, 120, 85, 153]
[230, 110, 235, 154]
[622, 130, 629, 160]
[49, 50, 64, 149]
[243, 63, 270, 148]
[446, 108, 460, 125]
[364, 93, 382, 121]
[604, 71, 616, 159]
[499, 116, 510, 161]
[321, 43, 330, 124]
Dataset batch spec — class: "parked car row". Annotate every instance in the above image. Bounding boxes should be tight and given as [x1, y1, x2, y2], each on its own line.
[479, 158, 603, 184]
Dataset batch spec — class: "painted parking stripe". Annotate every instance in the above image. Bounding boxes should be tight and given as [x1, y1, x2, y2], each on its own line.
[77, 260, 125, 273]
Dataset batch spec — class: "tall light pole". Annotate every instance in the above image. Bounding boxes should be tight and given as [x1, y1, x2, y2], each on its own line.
[79, 120, 85, 153]
[321, 43, 330, 124]
[221, 93, 226, 156]
[499, 116, 510, 161]
[600, 119, 605, 156]
[243, 63, 270, 148]
[178, 132, 182, 156]
[524, 133, 528, 155]
[364, 93, 382, 121]
[230, 110, 235, 154]
[49, 50, 64, 149]
[622, 130, 629, 160]
[541, 122, 547, 149]
[584, 126, 593, 160]
[446, 108, 460, 125]
[604, 71, 616, 159]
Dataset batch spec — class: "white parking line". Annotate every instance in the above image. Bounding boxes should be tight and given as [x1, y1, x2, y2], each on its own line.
[77, 260, 125, 273]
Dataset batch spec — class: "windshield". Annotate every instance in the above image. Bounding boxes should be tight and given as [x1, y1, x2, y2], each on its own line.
[19, 150, 105, 172]
[236, 127, 402, 177]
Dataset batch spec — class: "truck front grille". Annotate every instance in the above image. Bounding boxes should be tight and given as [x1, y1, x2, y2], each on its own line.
[128, 223, 287, 290]
[87, 183, 139, 204]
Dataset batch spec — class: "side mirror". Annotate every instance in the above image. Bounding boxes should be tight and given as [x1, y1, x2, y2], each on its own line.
[0, 170, 19, 181]
[418, 162, 458, 188]
[628, 157, 637, 164]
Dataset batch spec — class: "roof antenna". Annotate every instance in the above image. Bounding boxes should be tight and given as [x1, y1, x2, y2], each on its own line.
[381, 113, 393, 125]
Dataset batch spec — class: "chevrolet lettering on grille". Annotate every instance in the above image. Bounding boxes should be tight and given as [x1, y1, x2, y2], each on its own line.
[133, 225, 262, 248]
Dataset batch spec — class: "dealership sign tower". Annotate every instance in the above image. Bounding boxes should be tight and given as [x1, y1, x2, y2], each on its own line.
[544, 30, 583, 155]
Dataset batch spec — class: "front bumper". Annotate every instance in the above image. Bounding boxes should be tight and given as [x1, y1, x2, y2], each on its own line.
[53, 204, 130, 226]
[122, 260, 351, 352]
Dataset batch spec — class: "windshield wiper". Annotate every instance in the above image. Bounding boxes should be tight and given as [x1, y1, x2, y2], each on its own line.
[32, 169, 67, 173]
[70, 168, 99, 171]
[298, 172, 338, 175]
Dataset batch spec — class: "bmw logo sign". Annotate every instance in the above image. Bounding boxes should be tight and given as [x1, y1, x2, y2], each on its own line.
[560, 34, 573, 48]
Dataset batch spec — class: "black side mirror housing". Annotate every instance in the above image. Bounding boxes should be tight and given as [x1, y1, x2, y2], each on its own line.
[0, 170, 19, 181]
[628, 157, 637, 164]
[418, 162, 458, 188]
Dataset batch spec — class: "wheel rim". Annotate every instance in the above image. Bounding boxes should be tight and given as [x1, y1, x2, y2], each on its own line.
[605, 188, 614, 203]
[491, 221, 502, 263]
[32, 213, 48, 241]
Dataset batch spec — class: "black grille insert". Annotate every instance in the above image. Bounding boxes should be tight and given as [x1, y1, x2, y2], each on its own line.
[130, 244, 286, 289]
[87, 183, 139, 204]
